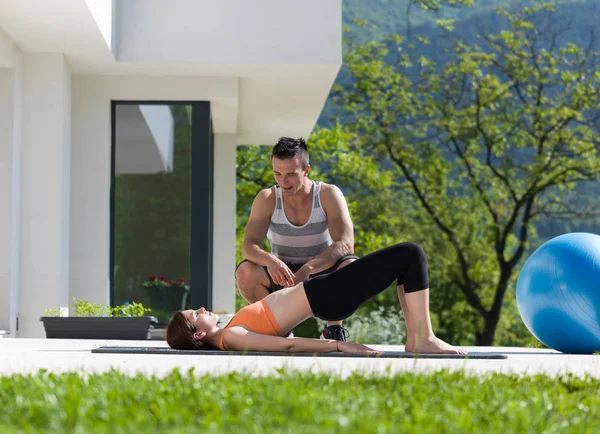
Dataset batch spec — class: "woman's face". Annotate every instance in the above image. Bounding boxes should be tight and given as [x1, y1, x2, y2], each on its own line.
[183, 307, 219, 334]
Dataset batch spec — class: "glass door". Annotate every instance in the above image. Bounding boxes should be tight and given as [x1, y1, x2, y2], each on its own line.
[111, 104, 192, 324]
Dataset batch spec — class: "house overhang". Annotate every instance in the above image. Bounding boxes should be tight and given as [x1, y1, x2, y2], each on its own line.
[0, 0, 342, 144]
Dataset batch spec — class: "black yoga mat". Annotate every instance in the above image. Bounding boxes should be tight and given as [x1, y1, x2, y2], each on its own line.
[92, 346, 507, 359]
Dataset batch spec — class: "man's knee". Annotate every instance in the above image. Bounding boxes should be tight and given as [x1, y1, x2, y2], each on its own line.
[236, 262, 259, 289]
[235, 261, 269, 297]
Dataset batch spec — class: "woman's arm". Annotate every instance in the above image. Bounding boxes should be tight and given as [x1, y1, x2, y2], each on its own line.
[222, 326, 379, 354]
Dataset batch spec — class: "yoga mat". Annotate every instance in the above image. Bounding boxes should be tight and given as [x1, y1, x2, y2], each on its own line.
[92, 346, 507, 359]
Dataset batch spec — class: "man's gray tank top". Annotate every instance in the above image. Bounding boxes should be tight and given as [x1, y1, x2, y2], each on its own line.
[266, 181, 333, 264]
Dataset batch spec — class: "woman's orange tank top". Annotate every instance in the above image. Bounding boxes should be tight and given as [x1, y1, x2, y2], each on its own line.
[219, 299, 282, 350]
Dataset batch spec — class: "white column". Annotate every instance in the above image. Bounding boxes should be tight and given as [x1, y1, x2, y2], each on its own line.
[0, 67, 20, 333]
[19, 54, 71, 338]
[212, 134, 236, 313]
[69, 76, 111, 306]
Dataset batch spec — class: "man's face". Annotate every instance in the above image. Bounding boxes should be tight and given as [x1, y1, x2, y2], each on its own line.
[272, 157, 309, 196]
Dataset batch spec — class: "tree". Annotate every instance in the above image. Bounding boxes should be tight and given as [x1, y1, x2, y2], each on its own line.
[336, 2, 600, 345]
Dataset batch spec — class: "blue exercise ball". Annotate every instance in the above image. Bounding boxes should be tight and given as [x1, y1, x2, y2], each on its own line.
[516, 232, 600, 354]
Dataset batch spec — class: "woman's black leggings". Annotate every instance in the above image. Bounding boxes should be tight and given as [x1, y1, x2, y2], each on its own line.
[303, 242, 429, 321]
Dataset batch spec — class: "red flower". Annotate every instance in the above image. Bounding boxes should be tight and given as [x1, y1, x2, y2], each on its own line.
[149, 276, 156, 281]
[177, 278, 186, 282]
[158, 276, 166, 281]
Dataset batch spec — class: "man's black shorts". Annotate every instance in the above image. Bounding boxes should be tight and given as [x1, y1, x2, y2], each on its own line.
[235, 256, 359, 293]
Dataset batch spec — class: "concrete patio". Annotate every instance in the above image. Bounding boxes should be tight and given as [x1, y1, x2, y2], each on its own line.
[1, 338, 599, 379]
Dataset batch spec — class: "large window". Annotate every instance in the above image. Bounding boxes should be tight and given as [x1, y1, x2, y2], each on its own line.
[110, 102, 213, 324]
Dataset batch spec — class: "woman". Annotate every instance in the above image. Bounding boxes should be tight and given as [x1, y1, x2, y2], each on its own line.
[166, 242, 466, 354]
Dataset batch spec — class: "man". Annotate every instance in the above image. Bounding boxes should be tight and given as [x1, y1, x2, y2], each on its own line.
[235, 137, 358, 341]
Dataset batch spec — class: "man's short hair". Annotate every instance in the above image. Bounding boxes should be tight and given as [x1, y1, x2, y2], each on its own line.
[272, 137, 309, 168]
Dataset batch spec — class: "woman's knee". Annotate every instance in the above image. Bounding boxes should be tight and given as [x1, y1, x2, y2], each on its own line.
[403, 242, 427, 265]
[401, 242, 429, 292]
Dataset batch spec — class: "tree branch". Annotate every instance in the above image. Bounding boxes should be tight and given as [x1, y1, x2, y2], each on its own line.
[374, 117, 487, 316]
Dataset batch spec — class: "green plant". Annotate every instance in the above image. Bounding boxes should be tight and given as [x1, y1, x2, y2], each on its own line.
[69, 298, 111, 317]
[42, 298, 151, 318]
[41, 308, 63, 317]
[110, 301, 151, 317]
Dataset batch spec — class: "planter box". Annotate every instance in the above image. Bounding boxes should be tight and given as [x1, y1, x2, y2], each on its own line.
[40, 316, 158, 340]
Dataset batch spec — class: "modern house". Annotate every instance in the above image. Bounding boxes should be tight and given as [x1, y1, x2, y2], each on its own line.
[0, 0, 342, 338]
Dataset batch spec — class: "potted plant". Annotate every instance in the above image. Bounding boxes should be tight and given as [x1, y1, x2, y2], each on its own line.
[40, 298, 158, 340]
[142, 275, 190, 311]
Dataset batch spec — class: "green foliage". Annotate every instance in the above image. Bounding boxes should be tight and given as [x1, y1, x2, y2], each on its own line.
[109, 301, 152, 318]
[316, 305, 407, 344]
[42, 308, 63, 317]
[68, 298, 110, 317]
[332, 2, 600, 345]
[2, 369, 600, 432]
[43, 298, 151, 318]
[494, 288, 544, 347]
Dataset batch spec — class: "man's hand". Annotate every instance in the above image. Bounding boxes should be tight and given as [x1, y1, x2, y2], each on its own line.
[293, 265, 313, 285]
[266, 258, 295, 288]
[339, 342, 382, 354]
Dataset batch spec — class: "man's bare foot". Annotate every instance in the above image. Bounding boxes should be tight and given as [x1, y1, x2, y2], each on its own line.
[405, 336, 467, 354]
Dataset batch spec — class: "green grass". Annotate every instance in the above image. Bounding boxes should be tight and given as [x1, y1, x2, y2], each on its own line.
[1, 369, 600, 433]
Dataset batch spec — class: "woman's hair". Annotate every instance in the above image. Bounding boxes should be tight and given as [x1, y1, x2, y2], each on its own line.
[166, 311, 220, 350]
[166, 311, 205, 350]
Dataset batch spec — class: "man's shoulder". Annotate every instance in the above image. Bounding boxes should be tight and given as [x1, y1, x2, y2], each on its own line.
[257, 186, 277, 200]
[318, 182, 344, 198]
[253, 187, 277, 210]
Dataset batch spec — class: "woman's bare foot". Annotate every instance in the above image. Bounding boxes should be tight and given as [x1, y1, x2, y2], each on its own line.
[405, 336, 467, 354]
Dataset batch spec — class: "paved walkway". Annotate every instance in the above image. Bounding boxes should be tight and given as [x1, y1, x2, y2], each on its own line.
[1, 338, 599, 378]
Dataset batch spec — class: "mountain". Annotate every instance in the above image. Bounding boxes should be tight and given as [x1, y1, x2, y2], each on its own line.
[321, 0, 600, 126]
[319, 0, 600, 240]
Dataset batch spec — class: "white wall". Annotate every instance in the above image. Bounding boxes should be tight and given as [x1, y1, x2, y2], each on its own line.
[2, 2, 340, 146]
[2, 0, 340, 336]
[115, 0, 342, 65]
[0, 43, 23, 336]
[0, 27, 20, 68]
[212, 134, 236, 313]
[0, 68, 15, 331]
[10, 62, 22, 336]
[71, 75, 239, 313]
[70, 77, 111, 307]
[83, 0, 114, 51]
[19, 54, 71, 337]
